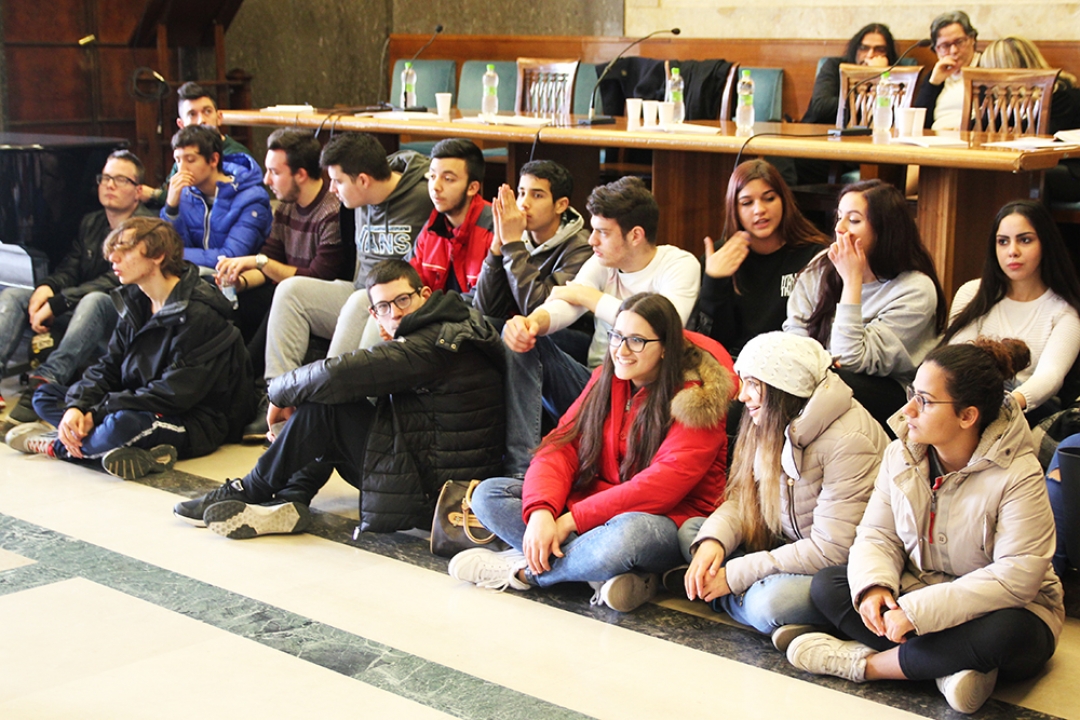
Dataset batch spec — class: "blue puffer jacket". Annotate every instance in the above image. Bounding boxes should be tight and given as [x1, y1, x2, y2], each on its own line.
[162, 154, 272, 267]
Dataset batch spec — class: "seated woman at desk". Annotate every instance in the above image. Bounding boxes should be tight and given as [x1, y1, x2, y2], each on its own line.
[785, 180, 947, 430]
[795, 24, 899, 185]
[448, 293, 734, 613]
[787, 338, 1062, 716]
[942, 200, 1080, 424]
[978, 36, 1080, 203]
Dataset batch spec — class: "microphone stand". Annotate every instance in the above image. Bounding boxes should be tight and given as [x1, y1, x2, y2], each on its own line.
[396, 24, 445, 112]
[829, 38, 932, 137]
[579, 28, 681, 126]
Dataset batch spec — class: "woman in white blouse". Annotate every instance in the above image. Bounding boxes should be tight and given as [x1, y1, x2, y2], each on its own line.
[942, 200, 1080, 423]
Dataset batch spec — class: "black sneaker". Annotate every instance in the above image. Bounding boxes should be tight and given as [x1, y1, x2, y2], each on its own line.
[173, 479, 251, 527]
[6, 389, 40, 425]
[102, 444, 177, 480]
[203, 499, 312, 539]
[661, 564, 690, 599]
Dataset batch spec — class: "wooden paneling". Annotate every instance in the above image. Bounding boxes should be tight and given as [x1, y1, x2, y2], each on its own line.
[3, 0, 87, 42]
[4, 47, 92, 124]
[388, 34, 1080, 124]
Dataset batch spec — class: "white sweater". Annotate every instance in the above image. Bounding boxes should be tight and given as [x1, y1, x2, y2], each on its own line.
[541, 244, 701, 367]
[948, 280, 1080, 410]
[784, 256, 940, 385]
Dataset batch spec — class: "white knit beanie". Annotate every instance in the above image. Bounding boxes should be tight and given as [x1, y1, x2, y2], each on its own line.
[734, 332, 834, 398]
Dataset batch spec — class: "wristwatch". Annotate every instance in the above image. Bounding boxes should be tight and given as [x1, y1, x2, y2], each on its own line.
[255, 253, 269, 270]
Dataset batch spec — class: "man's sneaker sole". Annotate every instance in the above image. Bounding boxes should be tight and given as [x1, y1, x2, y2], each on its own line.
[102, 445, 177, 480]
[203, 500, 311, 539]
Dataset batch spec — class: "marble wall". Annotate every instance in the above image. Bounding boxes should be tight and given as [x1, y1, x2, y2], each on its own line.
[624, 1, 1080, 41]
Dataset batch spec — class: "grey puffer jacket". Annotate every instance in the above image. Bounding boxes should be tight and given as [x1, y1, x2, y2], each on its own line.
[694, 371, 888, 595]
[848, 395, 1064, 643]
[269, 290, 505, 532]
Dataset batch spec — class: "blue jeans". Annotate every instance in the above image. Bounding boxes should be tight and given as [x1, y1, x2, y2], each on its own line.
[503, 336, 593, 475]
[677, 515, 828, 634]
[470, 476, 684, 587]
[32, 382, 188, 462]
[0, 288, 116, 384]
[1046, 433, 1080, 575]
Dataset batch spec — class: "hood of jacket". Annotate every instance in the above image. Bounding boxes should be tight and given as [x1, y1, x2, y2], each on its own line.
[217, 153, 265, 197]
[112, 262, 234, 328]
[395, 289, 504, 367]
[523, 206, 588, 256]
[670, 334, 735, 429]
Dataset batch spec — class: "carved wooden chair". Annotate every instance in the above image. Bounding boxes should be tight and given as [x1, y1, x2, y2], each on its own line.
[515, 58, 580, 115]
[836, 63, 922, 128]
[960, 67, 1059, 135]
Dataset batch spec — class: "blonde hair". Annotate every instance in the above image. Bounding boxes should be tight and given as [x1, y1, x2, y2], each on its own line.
[724, 380, 809, 551]
[102, 216, 185, 278]
[979, 36, 1076, 89]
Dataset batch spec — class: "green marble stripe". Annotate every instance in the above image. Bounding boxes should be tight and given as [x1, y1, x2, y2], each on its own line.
[0, 513, 592, 720]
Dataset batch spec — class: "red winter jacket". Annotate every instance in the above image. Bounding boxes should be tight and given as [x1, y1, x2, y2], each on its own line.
[410, 197, 493, 293]
[522, 331, 737, 533]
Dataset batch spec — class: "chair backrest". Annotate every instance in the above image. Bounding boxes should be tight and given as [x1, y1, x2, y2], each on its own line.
[837, 64, 922, 128]
[573, 62, 599, 116]
[389, 59, 457, 109]
[735, 67, 783, 122]
[516, 58, 580, 115]
[457, 60, 518, 112]
[961, 67, 1059, 135]
[718, 62, 740, 121]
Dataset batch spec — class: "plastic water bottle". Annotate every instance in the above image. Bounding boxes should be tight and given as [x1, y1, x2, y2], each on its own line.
[735, 69, 755, 135]
[873, 71, 895, 134]
[216, 255, 238, 310]
[401, 62, 417, 109]
[666, 67, 685, 124]
[481, 64, 499, 115]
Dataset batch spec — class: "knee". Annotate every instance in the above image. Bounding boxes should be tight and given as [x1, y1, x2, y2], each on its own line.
[470, 477, 521, 518]
[340, 290, 371, 319]
[810, 565, 848, 609]
[604, 512, 677, 549]
[677, 517, 705, 563]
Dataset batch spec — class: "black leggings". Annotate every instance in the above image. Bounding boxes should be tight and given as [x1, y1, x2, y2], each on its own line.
[812, 565, 1056, 682]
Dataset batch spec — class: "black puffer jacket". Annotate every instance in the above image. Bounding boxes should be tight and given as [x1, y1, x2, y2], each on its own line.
[66, 263, 250, 458]
[269, 290, 506, 532]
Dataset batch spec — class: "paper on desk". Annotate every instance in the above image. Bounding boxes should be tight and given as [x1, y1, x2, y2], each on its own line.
[890, 134, 968, 148]
[464, 114, 553, 127]
[261, 105, 315, 113]
[661, 123, 720, 135]
[981, 137, 1078, 150]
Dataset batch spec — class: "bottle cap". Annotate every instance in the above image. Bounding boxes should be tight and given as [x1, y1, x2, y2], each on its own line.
[742, 69, 751, 77]
[487, 64, 495, 71]
[405, 61, 413, 68]
[671, 67, 680, 76]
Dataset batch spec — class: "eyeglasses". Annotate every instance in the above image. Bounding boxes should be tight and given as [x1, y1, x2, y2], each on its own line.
[371, 290, 419, 316]
[905, 385, 960, 412]
[934, 36, 971, 54]
[607, 330, 661, 353]
[97, 173, 139, 188]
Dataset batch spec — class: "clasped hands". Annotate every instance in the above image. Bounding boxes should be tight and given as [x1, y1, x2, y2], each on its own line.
[684, 539, 732, 602]
[858, 586, 914, 643]
[522, 509, 577, 576]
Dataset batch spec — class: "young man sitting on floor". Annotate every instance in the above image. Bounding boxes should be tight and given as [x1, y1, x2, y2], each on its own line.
[6, 217, 253, 480]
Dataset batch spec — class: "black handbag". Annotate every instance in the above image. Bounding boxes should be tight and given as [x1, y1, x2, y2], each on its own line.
[430, 479, 509, 557]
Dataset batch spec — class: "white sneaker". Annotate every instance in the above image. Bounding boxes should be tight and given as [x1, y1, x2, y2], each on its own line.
[5, 421, 56, 455]
[591, 572, 659, 613]
[771, 623, 816, 653]
[936, 668, 999, 714]
[786, 632, 875, 683]
[448, 548, 530, 591]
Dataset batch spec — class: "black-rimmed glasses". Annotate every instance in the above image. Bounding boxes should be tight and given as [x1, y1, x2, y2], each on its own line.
[96, 173, 138, 188]
[372, 290, 420, 316]
[607, 330, 661, 353]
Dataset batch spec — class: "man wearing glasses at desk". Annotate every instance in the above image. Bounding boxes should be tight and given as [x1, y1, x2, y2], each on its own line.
[0, 150, 155, 432]
[914, 10, 981, 131]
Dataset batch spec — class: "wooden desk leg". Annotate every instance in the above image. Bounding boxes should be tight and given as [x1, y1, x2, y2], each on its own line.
[918, 166, 1040, 300]
[652, 150, 733, 254]
[508, 143, 599, 218]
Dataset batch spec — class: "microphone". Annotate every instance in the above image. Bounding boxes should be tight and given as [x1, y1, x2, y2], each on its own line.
[831, 38, 932, 136]
[397, 25, 444, 112]
[579, 27, 681, 126]
[409, 24, 444, 63]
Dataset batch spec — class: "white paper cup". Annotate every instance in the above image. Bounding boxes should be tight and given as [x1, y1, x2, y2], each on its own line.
[658, 101, 676, 129]
[897, 107, 926, 137]
[625, 98, 643, 131]
[435, 92, 453, 120]
[642, 100, 660, 129]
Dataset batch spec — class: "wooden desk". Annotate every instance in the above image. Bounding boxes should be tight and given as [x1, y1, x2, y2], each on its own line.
[222, 109, 1079, 297]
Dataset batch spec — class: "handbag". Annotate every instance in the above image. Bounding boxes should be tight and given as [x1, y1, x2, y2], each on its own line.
[430, 479, 509, 557]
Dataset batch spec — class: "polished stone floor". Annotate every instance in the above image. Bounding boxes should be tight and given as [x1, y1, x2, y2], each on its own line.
[0, 384, 1076, 719]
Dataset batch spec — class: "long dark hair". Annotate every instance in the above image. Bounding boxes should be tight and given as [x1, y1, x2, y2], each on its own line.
[924, 337, 1031, 433]
[723, 159, 828, 249]
[805, 180, 947, 344]
[941, 199, 1080, 344]
[538, 293, 701, 490]
[843, 23, 899, 65]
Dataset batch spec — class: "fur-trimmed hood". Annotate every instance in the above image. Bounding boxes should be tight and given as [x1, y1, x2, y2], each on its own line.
[672, 338, 735, 430]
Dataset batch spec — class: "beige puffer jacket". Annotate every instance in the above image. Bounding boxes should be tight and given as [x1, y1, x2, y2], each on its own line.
[848, 395, 1064, 642]
[693, 371, 889, 595]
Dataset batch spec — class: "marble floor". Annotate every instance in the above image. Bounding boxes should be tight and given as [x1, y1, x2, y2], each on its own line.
[0, 382, 1077, 719]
